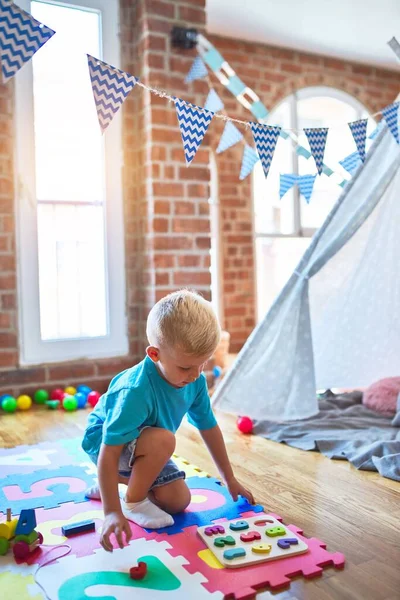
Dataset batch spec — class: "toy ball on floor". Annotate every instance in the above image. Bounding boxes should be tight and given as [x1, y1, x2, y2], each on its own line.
[77, 384, 91, 397]
[64, 386, 77, 396]
[2, 396, 17, 413]
[17, 395, 32, 411]
[34, 389, 49, 404]
[51, 388, 65, 401]
[237, 415, 253, 434]
[62, 396, 78, 411]
[75, 392, 87, 409]
[87, 391, 100, 408]
[213, 365, 222, 378]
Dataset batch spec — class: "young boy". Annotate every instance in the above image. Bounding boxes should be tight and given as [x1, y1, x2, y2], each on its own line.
[82, 290, 254, 552]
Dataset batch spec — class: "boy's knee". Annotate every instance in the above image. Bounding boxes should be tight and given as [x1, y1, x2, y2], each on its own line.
[143, 427, 176, 455]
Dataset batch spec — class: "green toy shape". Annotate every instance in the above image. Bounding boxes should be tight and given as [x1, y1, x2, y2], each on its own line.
[58, 556, 180, 600]
[214, 535, 236, 548]
[265, 525, 286, 537]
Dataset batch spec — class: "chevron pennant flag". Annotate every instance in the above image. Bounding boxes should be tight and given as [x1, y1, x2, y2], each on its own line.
[239, 144, 259, 180]
[339, 151, 362, 175]
[348, 119, 368, 162]
[381, 102, 400, 144]
[175, 98, 214, 165]
[304, 128, 328, 175]
[216, 121, 243, 154]
[204, 88, 224, 113]
[87, 54, 137, 134]
[250, 122, 280, 179]
[0, 0, 55, 83]
[185, 56, 208, 83]
[298, 174, 317, 203]
[279, 174, 297, 199]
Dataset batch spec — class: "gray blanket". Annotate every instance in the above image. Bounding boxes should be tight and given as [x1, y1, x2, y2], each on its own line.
[254, 391, 400, 482]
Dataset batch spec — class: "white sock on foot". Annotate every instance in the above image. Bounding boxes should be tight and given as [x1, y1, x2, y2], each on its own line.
[85, 484, 101, 500]
[121, 498, 174, 528]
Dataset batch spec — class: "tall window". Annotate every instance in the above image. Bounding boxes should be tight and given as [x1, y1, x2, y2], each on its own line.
[16, 0, 127, 364]
[253, 87, 374, 320]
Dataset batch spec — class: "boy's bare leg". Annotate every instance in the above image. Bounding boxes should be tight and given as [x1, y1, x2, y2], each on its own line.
[149, 479, 191, 514]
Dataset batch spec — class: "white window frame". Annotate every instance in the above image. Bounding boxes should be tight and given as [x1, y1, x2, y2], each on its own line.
[15, 0, 128, 365]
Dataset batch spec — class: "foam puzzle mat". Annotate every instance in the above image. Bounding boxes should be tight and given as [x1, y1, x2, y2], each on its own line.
[0, 439, 345, 599]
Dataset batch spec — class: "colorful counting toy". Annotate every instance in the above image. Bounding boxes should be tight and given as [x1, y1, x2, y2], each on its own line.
[198, 515, 309, 568]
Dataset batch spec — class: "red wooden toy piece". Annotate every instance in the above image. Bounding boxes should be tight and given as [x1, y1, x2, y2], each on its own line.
[129, 561, 147, 580]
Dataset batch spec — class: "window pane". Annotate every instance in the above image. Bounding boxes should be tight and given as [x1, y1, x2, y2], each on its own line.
[37, 204, 107, 340]
[256, 237, 310, 319]
[32, 1, 104, 203]
[253, 100, 295, 235]
[31, 1, 108, 340]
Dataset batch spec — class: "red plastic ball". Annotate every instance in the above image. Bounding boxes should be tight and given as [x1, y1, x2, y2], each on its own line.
[51, 388, 65, 401]
[87, 391, 100, 408]
[237, 416, 253, 434]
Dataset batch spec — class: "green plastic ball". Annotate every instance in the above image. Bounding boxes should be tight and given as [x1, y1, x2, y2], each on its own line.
[62, 395, 78, 411]
[2, 396, 17, 413]
[34, 389, 49, 404]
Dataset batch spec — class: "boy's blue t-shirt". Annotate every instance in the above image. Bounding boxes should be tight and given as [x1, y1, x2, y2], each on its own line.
[82, 356, 217, 456]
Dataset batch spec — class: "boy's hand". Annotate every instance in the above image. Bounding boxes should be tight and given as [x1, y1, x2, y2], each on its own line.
[226, 477, 255, 505]
[100, 511, 132, 552]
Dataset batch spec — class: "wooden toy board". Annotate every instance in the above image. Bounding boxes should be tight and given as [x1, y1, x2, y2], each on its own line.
[197, 515, 309, 569]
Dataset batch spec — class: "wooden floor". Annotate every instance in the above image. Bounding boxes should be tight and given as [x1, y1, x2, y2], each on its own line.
[1, 407, 399, 600]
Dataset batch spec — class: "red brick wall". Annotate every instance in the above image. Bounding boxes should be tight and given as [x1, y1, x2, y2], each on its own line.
[207, 36, 400, 351]
[1, 0, 400, 394]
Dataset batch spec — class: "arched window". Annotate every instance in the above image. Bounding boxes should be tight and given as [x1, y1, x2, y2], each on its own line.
[253, 87, 374, 320]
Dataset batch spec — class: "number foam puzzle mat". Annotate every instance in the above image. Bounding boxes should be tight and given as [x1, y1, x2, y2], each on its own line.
[0, 439, 345, 599]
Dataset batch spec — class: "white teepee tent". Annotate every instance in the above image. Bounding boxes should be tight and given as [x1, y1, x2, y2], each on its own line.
[212, 125, 400, 421]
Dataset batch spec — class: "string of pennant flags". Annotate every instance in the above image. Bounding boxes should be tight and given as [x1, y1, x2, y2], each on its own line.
[1, 0, 399, 205]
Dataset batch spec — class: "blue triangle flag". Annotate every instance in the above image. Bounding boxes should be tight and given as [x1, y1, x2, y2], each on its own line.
[250, 122, 280, 179]
[87, 55, 137, 134]
[204, 88, 224, 113]
[0, 0, 55, 82]
[339, 151, 362, 175]
[279, 174, 297, 199]
[297, 174, 317, 203]
[185, 56, 208, 83]
[216, 121, 243, 154]
[175, 98, 214, 165]
[304, 128, 328, 175]
[239, 145, 259, 180]
[381, 102, 400, 144]
[348, 119, 368, 162]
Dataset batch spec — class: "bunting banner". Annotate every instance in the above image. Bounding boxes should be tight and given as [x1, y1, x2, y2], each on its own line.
[184, 56, 208, 83]
[239, 144, 259, 180]
[250, 122, 280, 179]
[0, 0, 55, 83]
[175, 98, 214, 165]
[369, 121, 384, 140]
[339, 152, 362, 175]
[381, 102, 400, 144]
[348, 119, 368, 162]
[204, 88, 224, 113]
[216, 121, 243, 154]
[297, 174, 317, 203]
[304, 128, 328, 175]
[87, 54, 137, 134]
[279, 174, 297, 199]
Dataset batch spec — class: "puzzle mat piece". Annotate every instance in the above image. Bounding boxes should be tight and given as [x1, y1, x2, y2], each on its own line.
[147, 477, 263, 535]
[198, 515, 308, 569]
[155, 513, 345, 599]
[0, 559, 43, 599]
[58, 438, 89, 463]
[36, 538, 223, 600]
[0, 441, 81, 475]
[172, 453, 211, 478]
[0, 465, 96, 513]
[13, 500, 157, 564]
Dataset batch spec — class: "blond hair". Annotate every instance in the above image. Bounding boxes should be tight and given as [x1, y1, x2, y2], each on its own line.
[146, 289, 221, 356]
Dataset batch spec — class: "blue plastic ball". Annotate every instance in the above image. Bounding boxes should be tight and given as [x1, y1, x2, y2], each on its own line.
[75, 392, 87, 409]
[0, 395, 12, 407]
[213, 365, 222, 378]
[77, 385, 92, 397]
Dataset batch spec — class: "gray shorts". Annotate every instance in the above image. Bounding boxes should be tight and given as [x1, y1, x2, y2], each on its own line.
[88, 436, 185, 490]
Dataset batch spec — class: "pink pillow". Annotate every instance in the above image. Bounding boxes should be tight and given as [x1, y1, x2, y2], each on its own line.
[362, 377, 400, 415]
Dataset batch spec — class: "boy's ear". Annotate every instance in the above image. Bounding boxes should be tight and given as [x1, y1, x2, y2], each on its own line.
[146, 346, 160, 362]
